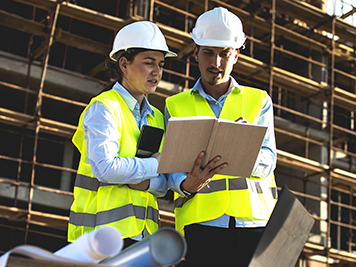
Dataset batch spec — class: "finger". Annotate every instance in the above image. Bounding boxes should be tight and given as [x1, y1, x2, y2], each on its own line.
[208, 162, 228, 177]
[235, 116, 243, 122]
[203, 155, 221, 170]
[199, 155, 222, 180]
[235, 117, 248, 123]
[192, 151, 205, 171]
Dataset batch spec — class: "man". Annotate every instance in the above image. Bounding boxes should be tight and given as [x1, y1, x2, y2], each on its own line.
[165, 7, 278, 266]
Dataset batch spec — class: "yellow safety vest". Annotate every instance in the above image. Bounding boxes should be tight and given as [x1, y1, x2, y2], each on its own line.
[68, 89, 164, 242]
[166, 86, 278, 235]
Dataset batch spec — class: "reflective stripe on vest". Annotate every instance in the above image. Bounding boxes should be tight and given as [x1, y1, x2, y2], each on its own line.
[70, 174, 160, 226]
[69, 204, 159, 227]
[68, 89, 164, 242]
[175, 178, 278, 208]
[75, 174, 116, 190]
[166, 86, 278, 235]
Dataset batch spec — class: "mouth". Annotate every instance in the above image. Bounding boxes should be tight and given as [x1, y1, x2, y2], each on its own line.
[208, 68, 223, 76]
[148, 79, 159, 86]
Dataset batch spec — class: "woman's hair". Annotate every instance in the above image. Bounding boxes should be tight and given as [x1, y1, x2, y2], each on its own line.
[115, 48, 148, 82]
[101, 48, 166, 94]
[116, 48, 166, 78]
[101, 48, 149, 93]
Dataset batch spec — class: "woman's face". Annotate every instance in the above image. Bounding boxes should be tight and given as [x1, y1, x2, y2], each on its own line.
[120, 50, 165, 102]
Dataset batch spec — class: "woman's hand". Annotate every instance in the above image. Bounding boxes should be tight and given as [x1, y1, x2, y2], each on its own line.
[128, 180, 150, 191]
[151, 152, 161, 163]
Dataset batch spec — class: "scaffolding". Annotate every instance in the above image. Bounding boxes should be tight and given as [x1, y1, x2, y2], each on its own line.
[0, 0, 356, 265]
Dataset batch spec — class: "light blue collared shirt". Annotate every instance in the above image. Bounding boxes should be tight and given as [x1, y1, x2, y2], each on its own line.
[165, 77, 277, 228]
[83, 81, 167, 197]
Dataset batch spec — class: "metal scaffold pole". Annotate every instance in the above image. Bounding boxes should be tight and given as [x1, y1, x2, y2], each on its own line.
[26, 1, 62, 243]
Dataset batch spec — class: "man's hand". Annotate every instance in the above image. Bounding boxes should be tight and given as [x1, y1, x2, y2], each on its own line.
[128, 180, 150, 191]
[181, 151, 227, 193]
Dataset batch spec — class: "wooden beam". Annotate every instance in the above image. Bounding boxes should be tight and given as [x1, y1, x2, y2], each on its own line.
[0, 10, 110, 56]
[277, 149, 330, 174]
[0, 107, 77, 138]
[0, 205, 68, 230]
[258, 0, 356, 45]
[7, 0, 356, 113]
[13, 0, 126, 31]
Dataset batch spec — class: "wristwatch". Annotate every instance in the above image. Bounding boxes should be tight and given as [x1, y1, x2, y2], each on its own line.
[180, 181, 194, 197]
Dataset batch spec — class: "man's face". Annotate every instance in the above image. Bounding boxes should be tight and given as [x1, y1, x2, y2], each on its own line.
[194, 46, 239, 86]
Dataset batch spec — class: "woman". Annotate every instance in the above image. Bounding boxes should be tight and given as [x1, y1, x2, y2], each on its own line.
[67, 21, 177, 248]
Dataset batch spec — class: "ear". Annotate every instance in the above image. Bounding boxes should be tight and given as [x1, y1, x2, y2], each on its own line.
[233, 49, 239, 63]
[193, 45, 199, 62]
[118, 56, 128, 74]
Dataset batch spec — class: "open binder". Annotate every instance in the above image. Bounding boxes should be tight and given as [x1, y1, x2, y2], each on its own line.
[157, 116, 267, 176]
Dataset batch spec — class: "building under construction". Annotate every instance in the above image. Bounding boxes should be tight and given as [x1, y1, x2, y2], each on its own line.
[0, 0, 356, 266]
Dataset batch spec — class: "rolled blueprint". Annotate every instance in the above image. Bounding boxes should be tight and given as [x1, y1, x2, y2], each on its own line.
[102, 227, 187, 267]
[55, 226, 123, 263]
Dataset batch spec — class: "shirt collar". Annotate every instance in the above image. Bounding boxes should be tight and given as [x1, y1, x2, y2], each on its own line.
[191, 76, 242, 99]
[113, 81, 155, 117]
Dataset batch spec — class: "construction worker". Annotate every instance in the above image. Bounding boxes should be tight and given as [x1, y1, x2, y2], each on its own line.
[68, 21, 177, 249]
[165, 7, 278, 266]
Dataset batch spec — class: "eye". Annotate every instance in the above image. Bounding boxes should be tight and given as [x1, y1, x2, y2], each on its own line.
[221, 51, 231, 58]
[203, 50, 213, 55]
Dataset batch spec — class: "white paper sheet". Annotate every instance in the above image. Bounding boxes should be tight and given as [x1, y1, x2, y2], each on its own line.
[55, 226, 123, 263]
[0, 226, 123, 267]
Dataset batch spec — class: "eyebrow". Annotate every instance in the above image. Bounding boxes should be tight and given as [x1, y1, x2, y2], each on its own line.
[143, 57, 165, 63]
[201, 48, 233, 53]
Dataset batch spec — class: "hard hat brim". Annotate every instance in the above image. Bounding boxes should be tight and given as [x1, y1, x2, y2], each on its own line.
[191, 34, 246, 49]
[109, 46, 177, 62]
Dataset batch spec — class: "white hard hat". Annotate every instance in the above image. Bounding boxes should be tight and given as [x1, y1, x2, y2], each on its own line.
[109, 21, 177, 61]
[191, 7, 246, 49]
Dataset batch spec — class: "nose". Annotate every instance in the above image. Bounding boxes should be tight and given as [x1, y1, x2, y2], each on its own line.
[152, 64, 163, 76]
[212, 55, 222, 68]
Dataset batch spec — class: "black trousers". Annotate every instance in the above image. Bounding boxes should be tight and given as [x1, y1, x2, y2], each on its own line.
[123, 238, 138, 250]
[178, 220, 264, 267]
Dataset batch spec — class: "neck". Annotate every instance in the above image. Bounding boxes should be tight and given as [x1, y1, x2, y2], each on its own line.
[121, 79, 144, 107]
[136, 94, 144, 108]
[201, 79, 230, 100]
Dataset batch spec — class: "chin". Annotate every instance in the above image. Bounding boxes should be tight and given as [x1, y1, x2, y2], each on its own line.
[147, 87, 157, 93]
[208, 78, 222, 86]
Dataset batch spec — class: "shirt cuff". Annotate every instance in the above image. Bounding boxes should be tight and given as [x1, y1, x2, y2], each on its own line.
[174, 174, 188, 197]
[147, 174, 167, 198]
